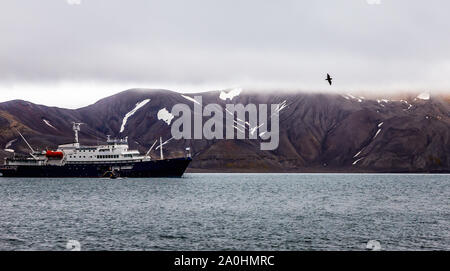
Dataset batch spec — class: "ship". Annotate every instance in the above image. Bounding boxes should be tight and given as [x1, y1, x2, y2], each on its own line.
[0, 123, 192, 178]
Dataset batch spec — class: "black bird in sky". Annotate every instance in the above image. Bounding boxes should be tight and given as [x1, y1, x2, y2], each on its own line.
[326, 73, 333, 85]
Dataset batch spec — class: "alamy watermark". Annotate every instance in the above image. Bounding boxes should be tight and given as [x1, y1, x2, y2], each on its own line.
[167, 96, 282, 150]
[66, 240, 81, 251]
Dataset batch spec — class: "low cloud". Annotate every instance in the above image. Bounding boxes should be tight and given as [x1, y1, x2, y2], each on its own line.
[0, 0, 449, 107]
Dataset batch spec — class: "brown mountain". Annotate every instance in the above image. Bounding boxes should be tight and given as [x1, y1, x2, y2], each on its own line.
[0, 89, 449, 173]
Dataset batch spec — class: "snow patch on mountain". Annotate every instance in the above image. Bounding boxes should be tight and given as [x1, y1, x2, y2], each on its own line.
[219, 88, 242, 101]
[271, 100, 288, 118]
[275, 100, 288, 113]
[4, 138, 17, 153]
[353, 150, 363, 158]
[400, 100, 413, 110]
[157, 108, 174, 125]
[353, 157, 364, 165]
[250, 124, 264, 136]
[5, 139, 17, 150]
[181, 94, 201, 105]
[120, 99, 150, 133]
[373, 129, 382, 139]
[416, 92, 430, 100]
[43, 119, 57, 130]
[346, 94, 363, 103]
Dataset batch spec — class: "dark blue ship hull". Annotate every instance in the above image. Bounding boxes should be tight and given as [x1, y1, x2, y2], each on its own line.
[0, 157, 192, 178]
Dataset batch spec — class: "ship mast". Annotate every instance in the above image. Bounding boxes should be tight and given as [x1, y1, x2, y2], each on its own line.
[14, 128, 38, 159]
[15, 129, 35, 153]
[72, 122, 83, 143]
[145, 139, 158, 158]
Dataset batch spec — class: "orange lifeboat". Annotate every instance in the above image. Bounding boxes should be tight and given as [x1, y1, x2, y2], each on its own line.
[45, 150, 64, 159]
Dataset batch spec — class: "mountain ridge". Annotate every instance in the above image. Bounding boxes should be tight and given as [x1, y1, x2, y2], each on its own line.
[1, 89, 449, 173]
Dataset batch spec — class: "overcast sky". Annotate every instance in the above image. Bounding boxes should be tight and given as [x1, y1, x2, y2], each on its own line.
[1, 0, 449, 108]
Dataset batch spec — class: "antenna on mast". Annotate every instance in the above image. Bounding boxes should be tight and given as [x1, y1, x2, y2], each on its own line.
[72, 122, 83, 143]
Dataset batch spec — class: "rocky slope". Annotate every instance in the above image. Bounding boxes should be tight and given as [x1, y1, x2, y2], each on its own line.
[0, 89, 449, 173]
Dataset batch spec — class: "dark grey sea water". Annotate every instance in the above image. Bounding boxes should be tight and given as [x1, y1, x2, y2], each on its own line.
[0, 173, 448, 251]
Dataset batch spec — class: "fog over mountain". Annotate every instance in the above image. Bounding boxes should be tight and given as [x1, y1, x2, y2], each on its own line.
[1, 1, 450, 108]
[1, 89, 448, 173]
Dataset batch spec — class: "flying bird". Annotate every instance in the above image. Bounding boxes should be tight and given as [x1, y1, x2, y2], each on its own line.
[326, 73, 333, 85]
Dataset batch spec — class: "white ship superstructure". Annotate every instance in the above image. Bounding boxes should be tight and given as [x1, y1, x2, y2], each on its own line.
[1, 123, 192, 178]
[4, 123, 173, 167]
